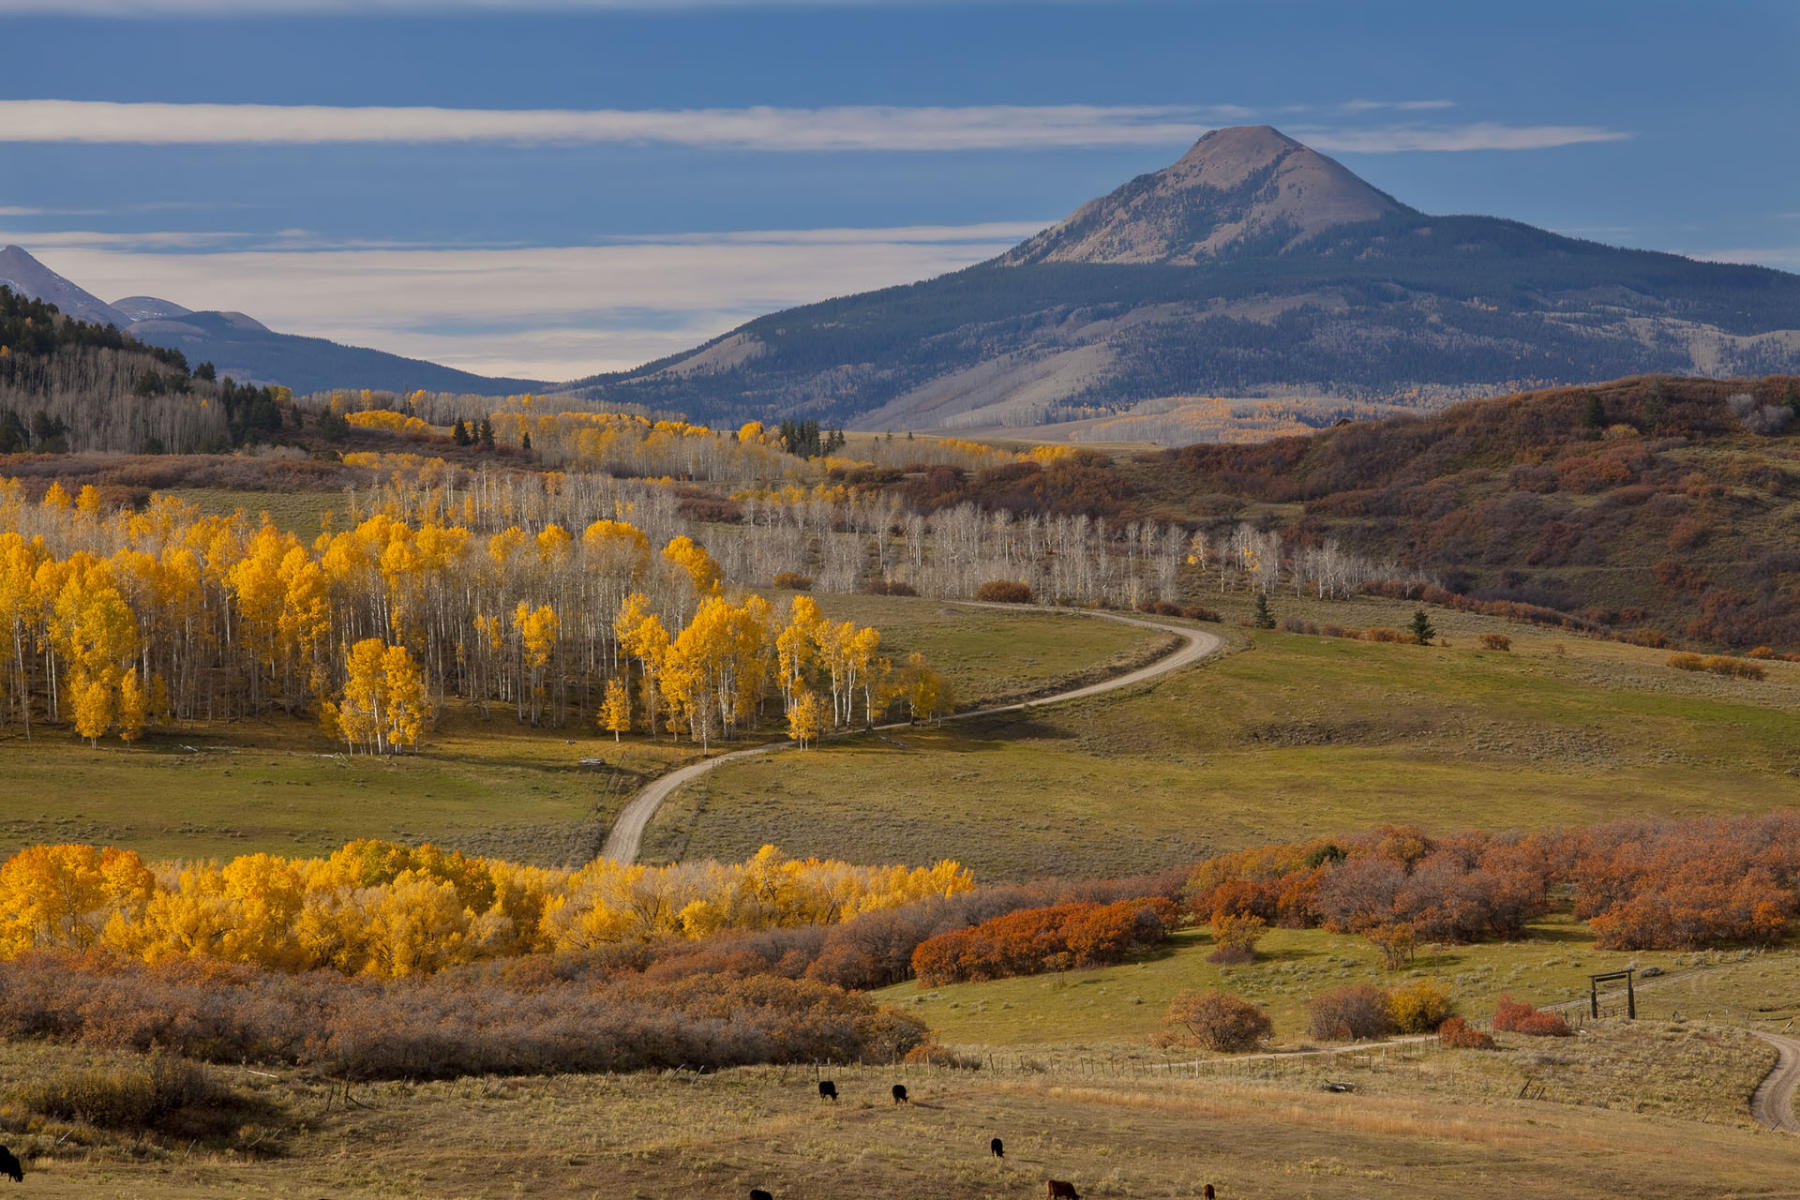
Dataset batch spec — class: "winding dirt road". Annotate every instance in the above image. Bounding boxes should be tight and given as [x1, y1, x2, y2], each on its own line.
[598, 606, 1224, 864]
[1750, 1032, 1800, 1132]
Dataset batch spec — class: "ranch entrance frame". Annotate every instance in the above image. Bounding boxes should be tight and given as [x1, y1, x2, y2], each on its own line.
[1589, 968, 1636, 1019]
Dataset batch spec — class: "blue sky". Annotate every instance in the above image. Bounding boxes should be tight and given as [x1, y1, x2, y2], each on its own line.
[1, 0, 1795, 381]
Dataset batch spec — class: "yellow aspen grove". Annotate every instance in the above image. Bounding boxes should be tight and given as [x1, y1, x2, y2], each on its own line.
[601, 676, 631, 740]
[0, 481, 939, 747]
[788, 687, 823, 748]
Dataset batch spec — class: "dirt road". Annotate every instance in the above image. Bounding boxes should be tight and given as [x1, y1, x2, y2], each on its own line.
[1750, 1032, 1800, 1132]
[598, 606, 1224, 864]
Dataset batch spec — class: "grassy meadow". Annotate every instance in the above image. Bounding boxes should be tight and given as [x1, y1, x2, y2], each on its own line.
[161, 487, 342, 542]
[653, 593, 1800, 879]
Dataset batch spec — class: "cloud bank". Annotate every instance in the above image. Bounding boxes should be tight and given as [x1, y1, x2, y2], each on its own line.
[8, 225, 1045, 380]
[0, 100, 1630, 154]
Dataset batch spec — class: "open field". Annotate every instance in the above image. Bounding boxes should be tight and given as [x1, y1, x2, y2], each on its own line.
[0, 713, 671, 865]
[1, 1029, 1792, 1200]
[656, 593, 1800, 879]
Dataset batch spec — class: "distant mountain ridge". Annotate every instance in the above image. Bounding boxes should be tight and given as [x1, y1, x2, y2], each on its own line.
[565, 125, 1800, 437]
[0, 246, 546, 397]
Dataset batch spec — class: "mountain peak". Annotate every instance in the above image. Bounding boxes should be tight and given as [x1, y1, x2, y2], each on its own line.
[1001, 124, 1412, 266]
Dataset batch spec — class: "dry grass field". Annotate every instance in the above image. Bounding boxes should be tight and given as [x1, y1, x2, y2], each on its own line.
[1, 1031, 1791, 1200]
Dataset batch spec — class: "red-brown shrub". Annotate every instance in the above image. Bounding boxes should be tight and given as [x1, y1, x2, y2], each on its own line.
[771, 571, 813, 590]
[1492, 994, 1570, 1037]
[1477, 633, 1512, 651]
[1437, 1017, 1496, 1049]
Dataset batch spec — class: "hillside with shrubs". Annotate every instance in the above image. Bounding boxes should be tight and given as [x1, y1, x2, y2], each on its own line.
[857, 375, 1800, 651]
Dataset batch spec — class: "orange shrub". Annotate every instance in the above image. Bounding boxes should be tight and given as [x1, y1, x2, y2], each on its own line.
[911, 897, 1176, 986]
[1477, 633, 1511, 651]
[771, 572, 813, 590]
[1366, 627, 1409, 643]
[1437, 1016, 1496, 1049]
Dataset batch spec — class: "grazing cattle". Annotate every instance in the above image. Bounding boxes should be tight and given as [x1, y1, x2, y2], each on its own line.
[891, 1084, 909, 1104]
[817, 1080, 838, 1102]
[749, 1190, 774, 1200]
[0, 1145, 19, 1183]
[1046, 1181, 1080, 1200]
[990, 1137, 1004, 1159]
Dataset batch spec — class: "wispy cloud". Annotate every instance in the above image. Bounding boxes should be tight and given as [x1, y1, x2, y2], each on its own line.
[7, 224, 1044, 379]
[0, 100, 1632, 156]
[0, 99, 1229, 151]
[1300, 122, 1633, 153]
[1337, 99, 1457, 114]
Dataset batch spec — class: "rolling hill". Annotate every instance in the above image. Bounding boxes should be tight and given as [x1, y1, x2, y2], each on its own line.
[0, 246, 546, 397]
[565, 126, 1800, 436]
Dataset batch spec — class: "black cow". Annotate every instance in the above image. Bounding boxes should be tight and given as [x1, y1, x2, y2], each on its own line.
[750, 1190, 774, 1200]
[990, 1137, 1004, 1159]
[890, 1083, 908, 1104]
[817, 1079, 838, 1102]
[0, 1146, 20, 1184]
[1046, 1182, 1080, 1200]
[1203, 1187, 1216, 1199]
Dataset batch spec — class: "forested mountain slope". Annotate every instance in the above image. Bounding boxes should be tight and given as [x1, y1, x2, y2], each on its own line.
[566, 127, 1800, 436]
[0, 286, 289, 454]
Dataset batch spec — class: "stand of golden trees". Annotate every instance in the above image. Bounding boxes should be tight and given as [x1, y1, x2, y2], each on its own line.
[0, 477, 939, 747]
[0, 840, 974, 977]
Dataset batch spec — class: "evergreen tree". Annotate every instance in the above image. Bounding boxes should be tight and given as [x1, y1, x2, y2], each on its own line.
[451, 419, 471, 446]
[1410, 609, 1436, 646]
[520, 430, 532, 452]
[1644, 382, 1668, 429]
[478, 416, 495, 448]
[1252, 592, 1275, 629]
[1582, 393, 1606, 431]
[1785, 380, 1799, 418]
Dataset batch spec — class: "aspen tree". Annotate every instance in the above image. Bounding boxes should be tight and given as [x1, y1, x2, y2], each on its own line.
[601, 676, 631, 740]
